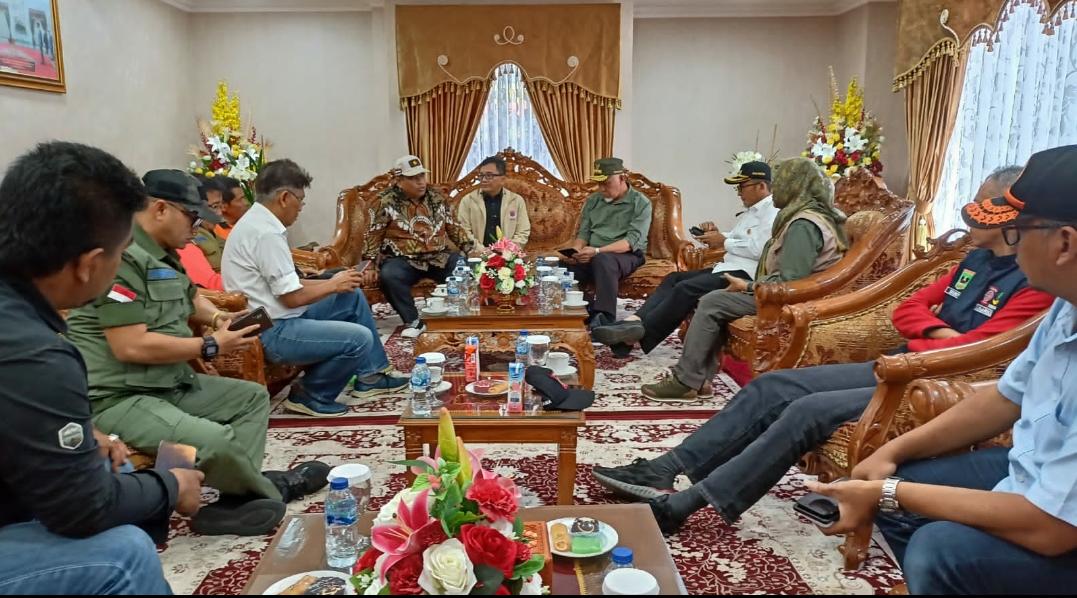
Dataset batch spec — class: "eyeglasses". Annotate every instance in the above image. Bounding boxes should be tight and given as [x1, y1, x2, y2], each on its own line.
[737, 181, 761, 192]
[166, 202, 203, 229]
[285, 189, 306, 205]
[477, 172, 503, 180]
[1001, 222, 1076, 246]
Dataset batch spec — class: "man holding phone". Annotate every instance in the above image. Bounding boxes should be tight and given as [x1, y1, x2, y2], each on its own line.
[223, 160, 407, 417]
[563, 157, 652, 329]
[0, 143, 201, 593]
[67, 169, 327, 537]
[591, 161, 777, 357]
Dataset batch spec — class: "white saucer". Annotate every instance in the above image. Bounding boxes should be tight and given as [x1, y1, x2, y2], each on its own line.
[551, 366, 578, 378]
[546, 517, 619, 558]
[421, 306, 448, 316]
[562, 301, 589, 308]
[433, 380, 452, 394]
[263, 571, 356, 595]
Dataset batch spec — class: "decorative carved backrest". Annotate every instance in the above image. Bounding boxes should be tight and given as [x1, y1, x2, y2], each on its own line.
[331, 172, 395, 265]
[833, 170, 916, 289]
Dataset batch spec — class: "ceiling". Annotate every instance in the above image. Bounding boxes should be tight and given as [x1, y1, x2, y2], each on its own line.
[158, 0, 894, 18]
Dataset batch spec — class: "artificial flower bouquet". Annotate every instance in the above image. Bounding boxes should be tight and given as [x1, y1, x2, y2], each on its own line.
[476, 237, 536, 302]
[188, 80, 267, 204]
[804, 69, 884, 179]
[351, 410, 548, 595]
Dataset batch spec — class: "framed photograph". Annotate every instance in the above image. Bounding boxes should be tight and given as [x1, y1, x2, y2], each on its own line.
[0, 0, 64, 93]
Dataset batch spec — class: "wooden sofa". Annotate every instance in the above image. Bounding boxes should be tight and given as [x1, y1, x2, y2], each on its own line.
[301, 149, 695, 303]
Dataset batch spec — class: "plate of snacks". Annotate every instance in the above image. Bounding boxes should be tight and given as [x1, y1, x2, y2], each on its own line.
[263, 571, 354, 595]
[465, 378, 510, 397]
[546, 516, 619, 558]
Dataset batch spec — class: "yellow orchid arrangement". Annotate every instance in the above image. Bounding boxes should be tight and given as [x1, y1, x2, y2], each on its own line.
[188, 81, 268, 203]
[804, 67, 884, 179]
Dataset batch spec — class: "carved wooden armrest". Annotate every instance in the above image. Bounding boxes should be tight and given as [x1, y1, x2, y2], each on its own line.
[197, 289, 248, 312]
[679, 244, 725, 272]
[906, 378, 997, 426]
[292, 246, 341, 271]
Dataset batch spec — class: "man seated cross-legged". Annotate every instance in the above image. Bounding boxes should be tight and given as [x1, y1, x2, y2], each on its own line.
[590, 166, 1054, 534]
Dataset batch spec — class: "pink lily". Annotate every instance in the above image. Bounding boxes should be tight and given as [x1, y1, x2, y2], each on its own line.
[370, 489, 441, 581]
[409, 445, 486, 481]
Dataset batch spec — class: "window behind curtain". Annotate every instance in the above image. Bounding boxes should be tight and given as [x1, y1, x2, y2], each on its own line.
[933, 1, 1077, 232]
[461, 63, 561, 179]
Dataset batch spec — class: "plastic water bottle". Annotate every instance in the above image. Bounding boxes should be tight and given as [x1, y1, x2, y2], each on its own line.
[446, 276, 462, 316]
[325, 478, 359, 569]
[559, 272, 573, 309]
[515, 331, 529, 364]
[506, 361, 524, 414]
[410, 357, 431, 416]
[605, 546, 634, 574]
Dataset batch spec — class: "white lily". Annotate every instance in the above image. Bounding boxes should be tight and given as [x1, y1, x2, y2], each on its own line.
[843, 127, 868, 152]
[810, 141, 836, 160]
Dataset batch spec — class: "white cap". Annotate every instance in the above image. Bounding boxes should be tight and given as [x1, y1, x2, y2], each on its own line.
[327, 463, 371, 484]
[526, 334, 551, 344]
[392, 155, 430, 177]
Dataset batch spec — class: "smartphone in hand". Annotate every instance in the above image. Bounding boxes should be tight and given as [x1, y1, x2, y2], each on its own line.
[227, 306, 274, 338]
[154, 440, 197, 472]
[689, 226, 705, 236]
[794, 492, 840, 527]
[354, 260, 372, 274]
[557, 247, 578, 259]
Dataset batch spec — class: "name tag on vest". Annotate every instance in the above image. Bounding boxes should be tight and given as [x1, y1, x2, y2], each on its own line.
[945, 287, 962, 299]
[974, 303, 997, 318]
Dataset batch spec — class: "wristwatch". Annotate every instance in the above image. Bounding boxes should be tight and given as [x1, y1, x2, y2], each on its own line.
[879, 477, 902, 513]
[201, 335, 220, 361]
[594, 246, 600, 254]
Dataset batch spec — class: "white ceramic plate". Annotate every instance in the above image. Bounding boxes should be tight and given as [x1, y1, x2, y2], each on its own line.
[465, 380, 509, 397]
[546, 517, 619, 558]
[263, 571, 356, 595]
[432, 380, 452, 394]
[562, 301, 589, 308]
[421, 306, 448, 316]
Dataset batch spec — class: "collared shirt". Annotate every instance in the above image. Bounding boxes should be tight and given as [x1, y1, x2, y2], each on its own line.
[996, 298, 1077, 527]
[362, 186, 475, 271]
[0, 277, 177, 540]
[712, 195, 780, 277]
[577, 187, 653, 252]
[221, 202, 307, 320]
[482, 191, 504, 246]
[66, 225, 201, 408]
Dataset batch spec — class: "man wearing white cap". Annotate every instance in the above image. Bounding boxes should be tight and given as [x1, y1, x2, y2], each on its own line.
[362, 156, 475, 336]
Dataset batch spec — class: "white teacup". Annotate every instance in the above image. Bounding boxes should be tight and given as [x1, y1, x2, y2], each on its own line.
[565, 290, 585, 304]
[547, 352, 570, 373]
[419, 352, 446, 385]
[427, 297, 446, 310]
[542, 256, 561, 265]
[434, 284, 448, 295]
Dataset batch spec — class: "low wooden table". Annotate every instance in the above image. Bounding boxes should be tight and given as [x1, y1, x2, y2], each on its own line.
[398, 372, 585, 505]
[415, 303, 596, 389]
[242, 505, 686, 595]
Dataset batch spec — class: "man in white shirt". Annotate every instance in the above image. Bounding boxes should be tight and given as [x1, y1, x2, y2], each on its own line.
[221, 160, 407, 418]
[592, 161, 778, 363]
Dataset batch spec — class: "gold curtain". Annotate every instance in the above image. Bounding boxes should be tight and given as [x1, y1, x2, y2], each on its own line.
[904, 42, 967, 253]
[524, 80, 616, 183]
[404, 80, 492, 184]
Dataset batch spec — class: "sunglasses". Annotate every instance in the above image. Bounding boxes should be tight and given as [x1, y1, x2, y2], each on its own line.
[166, 202, 203, 229]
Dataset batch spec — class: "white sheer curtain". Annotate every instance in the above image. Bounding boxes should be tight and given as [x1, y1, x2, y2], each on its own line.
[461, 63, 561, 178]
[933, 0, 1077, 232]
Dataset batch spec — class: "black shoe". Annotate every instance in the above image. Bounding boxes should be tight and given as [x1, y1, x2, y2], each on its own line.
[191, 496, 286, 536]
[264, 460, 331, 503]
[587, 312, 614, 332]
[610, 342, 633, 358]
[648, 494, 689, 535]
[592, 457, 676, 501]
[592, 320, 646, 346]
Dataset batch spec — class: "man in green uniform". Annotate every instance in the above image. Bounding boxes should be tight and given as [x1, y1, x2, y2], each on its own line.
[191, 174, 225, 271]
[564, 157, 652, 328]
[65, 170, 328, 537]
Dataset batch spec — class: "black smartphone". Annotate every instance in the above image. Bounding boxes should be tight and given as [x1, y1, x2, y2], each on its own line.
[227, 306, 274, 338]
[354, 259, 372, 274]
[794, 492, 840, 527]
[557, 247, 578, 259]
[689, 226, 705, 236]
[154, 440, 197, 472]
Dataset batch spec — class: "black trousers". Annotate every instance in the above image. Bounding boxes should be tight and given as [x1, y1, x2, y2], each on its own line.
[567, 251, 645, 322]
[634, 268, 749, 353]
[379, 254, 461, 324]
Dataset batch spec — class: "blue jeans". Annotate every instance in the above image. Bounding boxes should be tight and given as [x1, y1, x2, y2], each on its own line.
[670, 362, 878, 522]
[0, 522, 172, 595]
[876, 448, 1077, 594]
[260, 290, 389, 405]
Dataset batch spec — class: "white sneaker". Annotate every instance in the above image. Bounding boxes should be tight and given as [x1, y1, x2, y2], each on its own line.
[401, 320, 426, 339]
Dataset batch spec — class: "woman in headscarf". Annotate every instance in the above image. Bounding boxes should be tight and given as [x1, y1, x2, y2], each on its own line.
[643, 157, 848, 400]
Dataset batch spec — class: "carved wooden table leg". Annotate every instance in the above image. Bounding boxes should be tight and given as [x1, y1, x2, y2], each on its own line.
[557, 428, 578, 505]
[403, 428, 424, 485]
[414, 332, 458, 357]
[556, 330, 596, 389]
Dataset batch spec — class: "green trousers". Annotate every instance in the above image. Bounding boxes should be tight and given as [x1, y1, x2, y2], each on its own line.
[92, 374, 280, 501]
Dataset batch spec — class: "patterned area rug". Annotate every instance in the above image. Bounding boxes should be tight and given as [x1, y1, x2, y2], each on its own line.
[157, 301, 904, 594]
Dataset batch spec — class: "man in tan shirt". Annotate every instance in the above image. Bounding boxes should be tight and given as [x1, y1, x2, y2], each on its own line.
[456, 155, 531, 248]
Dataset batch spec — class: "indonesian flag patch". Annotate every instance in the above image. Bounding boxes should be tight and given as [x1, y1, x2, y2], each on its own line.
[107, 284, 137, 303]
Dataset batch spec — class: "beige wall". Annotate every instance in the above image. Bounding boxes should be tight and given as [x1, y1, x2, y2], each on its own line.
[0, 0, 192, 175]
[188, 11, 379, 245]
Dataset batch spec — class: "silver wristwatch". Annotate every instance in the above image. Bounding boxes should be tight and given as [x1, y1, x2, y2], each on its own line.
[879, 477, 902, 513]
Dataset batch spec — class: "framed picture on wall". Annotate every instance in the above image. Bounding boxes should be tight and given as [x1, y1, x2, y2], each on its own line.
[0, 0, 64, 93]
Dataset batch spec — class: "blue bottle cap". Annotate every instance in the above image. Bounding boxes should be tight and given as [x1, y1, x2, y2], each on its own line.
[520, 330, 528, 336]
[416, 356, 426, 364]
[330, 477, 349, 490]
[611, 546, 633, 564]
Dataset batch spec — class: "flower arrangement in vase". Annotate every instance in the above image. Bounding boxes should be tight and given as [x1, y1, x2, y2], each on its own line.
[351, 409, 548, 595]
[804, 68, 884, 179]
[188, 80, 267, 204]
[475, 236, 535, 310]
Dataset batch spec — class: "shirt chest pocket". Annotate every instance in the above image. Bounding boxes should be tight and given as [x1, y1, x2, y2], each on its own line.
[145, 279, 191, 328]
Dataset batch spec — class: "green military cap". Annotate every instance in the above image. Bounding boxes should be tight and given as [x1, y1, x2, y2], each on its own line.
[143, 169, 223, 225]
[590, 157, 626, 182]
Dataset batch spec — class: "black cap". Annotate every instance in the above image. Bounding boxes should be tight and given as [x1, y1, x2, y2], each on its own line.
[724, 161, 772, 185]
[1005, 145, 1077, 222]
[524, 366, 595, 411]
[142, 169, 223, 225]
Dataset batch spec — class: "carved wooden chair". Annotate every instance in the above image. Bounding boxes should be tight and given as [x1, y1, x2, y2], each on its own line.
[304, 149, 695, 303]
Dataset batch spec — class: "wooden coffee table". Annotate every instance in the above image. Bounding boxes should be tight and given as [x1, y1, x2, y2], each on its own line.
[415, 303, 596, 389]
[242, 505, 686, 595]
[398, 372, 585, 505]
